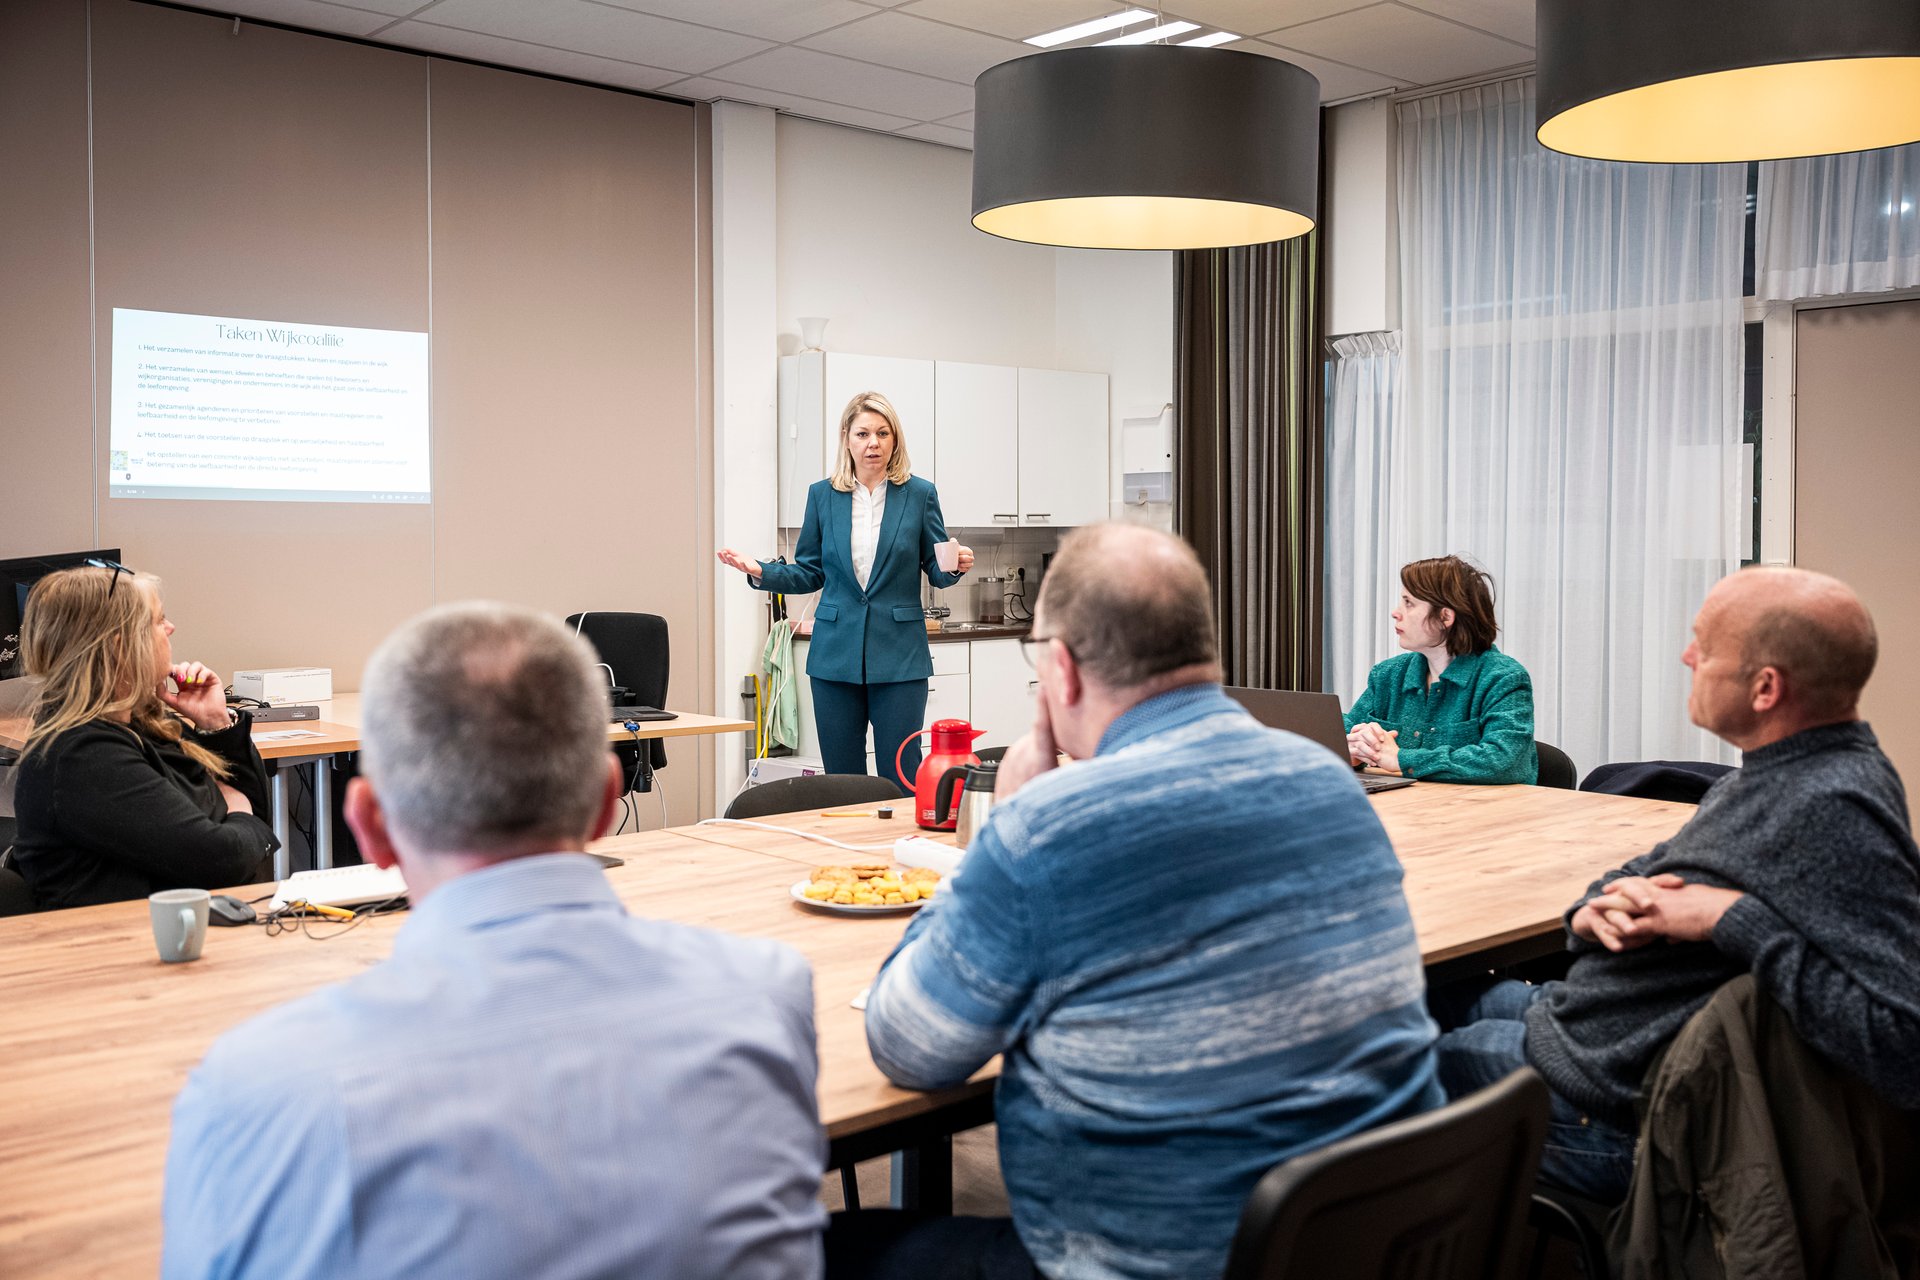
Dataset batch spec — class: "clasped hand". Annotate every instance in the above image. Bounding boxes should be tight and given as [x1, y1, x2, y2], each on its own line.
[1570, 874, 1745, 952]
[1347, 722, 1400, 773]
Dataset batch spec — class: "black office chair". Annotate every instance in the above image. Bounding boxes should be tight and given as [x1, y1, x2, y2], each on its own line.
[1580, 760, 1736, 805]
[1222, 1069, 1550, 1280]
[566, 612, 670, 791]
[0, 866, 35, 917]
[724, 774, 903, 820]
[1534, 742, 1577, 790]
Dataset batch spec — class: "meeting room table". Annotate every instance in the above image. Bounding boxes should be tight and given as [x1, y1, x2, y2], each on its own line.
[0, 781, 1694, 1277]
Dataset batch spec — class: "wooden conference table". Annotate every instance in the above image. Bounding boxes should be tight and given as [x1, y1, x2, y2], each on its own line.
[0, 783, 1692, 1277]
[1, 693, 755, 877]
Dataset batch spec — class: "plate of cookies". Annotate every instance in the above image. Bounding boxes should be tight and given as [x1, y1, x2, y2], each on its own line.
[792, 862, 943, 915]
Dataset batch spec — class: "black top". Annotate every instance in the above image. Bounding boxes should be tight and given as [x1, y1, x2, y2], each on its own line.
[12, 709, 279, 911]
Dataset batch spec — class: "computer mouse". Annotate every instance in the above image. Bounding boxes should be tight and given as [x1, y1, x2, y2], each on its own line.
[208, 894, 258, 927]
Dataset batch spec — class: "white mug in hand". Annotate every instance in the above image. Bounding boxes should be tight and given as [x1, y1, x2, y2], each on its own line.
[935, 540, 961, 573]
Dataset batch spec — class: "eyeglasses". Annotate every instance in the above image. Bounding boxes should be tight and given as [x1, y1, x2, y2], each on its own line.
[1019, 633, 1067, 671]
[85, 558, 134, 598]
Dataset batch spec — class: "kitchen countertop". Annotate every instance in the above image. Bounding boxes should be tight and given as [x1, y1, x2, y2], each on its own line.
[928, 622, 1031, 643]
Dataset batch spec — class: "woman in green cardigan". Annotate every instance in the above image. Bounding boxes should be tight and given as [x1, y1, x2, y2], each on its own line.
[1344, 555, 1538, 784]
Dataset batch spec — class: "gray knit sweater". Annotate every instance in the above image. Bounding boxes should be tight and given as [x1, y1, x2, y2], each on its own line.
[1524, 721, 1920, 1129]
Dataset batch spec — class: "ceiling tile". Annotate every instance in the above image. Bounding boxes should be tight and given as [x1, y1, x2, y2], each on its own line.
[1264, 3, 1528, 84]
[896, 0, 1132, 42]
[381, 21, 684, 90]
[709, 45, 974, 119]
[406, 0, 773, 75]
[223, 0, 399, 37]
[801, 11, 1032, 85]
[936, 109, 975, 128]
[894, 121, 973, 149]
[667, 76, 921, 130]
[1172, 0, 1375, 38]
[1243, 38, 1404, 100]
[596, 0, 882, 44]
[1396, 0, 1533, 48]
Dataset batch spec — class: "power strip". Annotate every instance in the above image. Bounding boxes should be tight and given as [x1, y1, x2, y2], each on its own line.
[894, 835, 963, 878]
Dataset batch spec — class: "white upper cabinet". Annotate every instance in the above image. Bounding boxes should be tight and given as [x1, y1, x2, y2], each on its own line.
[779, 352, 935, 525]
[1016, 368, 1109, 528]
[933, 361, 1020, 529]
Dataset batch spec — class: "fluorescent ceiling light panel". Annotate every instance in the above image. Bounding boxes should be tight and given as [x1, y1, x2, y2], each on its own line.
[1025, 9, 1154, 48]
[1098, 21, 1200, 45]
[1179, 31, 1241, 47]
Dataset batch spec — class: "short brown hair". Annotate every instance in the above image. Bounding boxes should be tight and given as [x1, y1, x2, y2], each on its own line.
[1038, 524, 1219, 689]
[1401, 556, 1499, 657]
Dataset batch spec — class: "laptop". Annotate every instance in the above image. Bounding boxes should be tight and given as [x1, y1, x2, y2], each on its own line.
[611, 705, 677, 724]
[1222, 686, 1416, 795]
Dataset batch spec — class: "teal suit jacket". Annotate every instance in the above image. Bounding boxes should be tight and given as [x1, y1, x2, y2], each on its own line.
[753, 475, 966, 685]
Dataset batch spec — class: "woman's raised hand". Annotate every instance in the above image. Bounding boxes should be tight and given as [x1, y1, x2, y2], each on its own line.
[164, 662, 232, 732]
[716, 549, 764, 578]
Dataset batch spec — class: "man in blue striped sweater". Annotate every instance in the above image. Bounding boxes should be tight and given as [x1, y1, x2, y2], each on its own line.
[851, 524, 1442, 1280]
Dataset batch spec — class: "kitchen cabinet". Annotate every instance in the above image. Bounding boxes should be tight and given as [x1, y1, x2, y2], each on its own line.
[968, 638, 1037, 750]
[933, 361, 1019, 528]
[777, 352, 935, 525]
[1016, 367, 1109, 528]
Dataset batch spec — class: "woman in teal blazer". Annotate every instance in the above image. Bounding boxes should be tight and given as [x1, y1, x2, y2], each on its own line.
[719, 390, 972, 789]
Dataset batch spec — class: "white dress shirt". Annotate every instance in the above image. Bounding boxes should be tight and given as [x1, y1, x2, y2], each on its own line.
[851, 479, 887, 589]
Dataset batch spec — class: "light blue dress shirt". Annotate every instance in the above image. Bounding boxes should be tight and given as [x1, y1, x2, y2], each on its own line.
[866, 684, 1442, 1280]
[162, 854, 826, 1280]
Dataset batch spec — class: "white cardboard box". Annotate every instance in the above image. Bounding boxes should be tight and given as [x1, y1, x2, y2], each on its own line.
[233, 667, 333, 705]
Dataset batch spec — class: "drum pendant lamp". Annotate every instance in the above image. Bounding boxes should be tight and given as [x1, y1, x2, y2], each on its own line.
[971, 47, 1321, 250]
[1536, 0, 1920, 163]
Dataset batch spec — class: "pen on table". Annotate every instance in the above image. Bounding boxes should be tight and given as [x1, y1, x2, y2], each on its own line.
[820, 807, 894, 819]
[297, 901, 355, 920]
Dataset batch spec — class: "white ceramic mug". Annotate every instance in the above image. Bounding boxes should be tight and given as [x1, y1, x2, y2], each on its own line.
[935, 540, 962, 573]
[150, 888, 210, 963]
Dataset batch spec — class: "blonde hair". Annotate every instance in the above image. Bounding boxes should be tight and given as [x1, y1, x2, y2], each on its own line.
[829, 390, 913, 492]
[17, 566, 229, 778]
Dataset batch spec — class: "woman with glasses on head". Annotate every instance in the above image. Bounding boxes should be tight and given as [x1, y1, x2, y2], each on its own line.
[718, 390, 974, 790]
[1345, 554, 1538, 785]
[9, 564, 277, 910]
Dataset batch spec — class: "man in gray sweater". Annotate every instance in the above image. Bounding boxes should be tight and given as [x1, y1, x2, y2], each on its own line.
[1434, 566, 1920, 1202]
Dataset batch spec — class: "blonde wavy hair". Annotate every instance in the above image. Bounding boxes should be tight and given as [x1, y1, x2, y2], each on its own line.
[18, 566, 229, 778]
[829, 390, 913, 492]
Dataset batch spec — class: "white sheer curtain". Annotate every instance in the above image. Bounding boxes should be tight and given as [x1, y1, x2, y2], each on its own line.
[1755, 143, 1920, 302]
[1366, 76, 1747, 776]
[1324, 331, 1403, 705]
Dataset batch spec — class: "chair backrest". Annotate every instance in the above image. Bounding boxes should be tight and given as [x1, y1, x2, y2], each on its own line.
[1579, 760, 1736, 805]
[1534, 742, 1577, 790]
[1222, 1069, 1550, 1280]
[567, 612, 670, 771]
[724, 774, 904, 821]
[0, 865, 36, 917]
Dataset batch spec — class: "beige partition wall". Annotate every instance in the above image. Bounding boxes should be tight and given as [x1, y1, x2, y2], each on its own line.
[0, 0, 94, 553]
[1794, 298, 1920, 786]
[0, 0, 714, 819]
[89, 3, 435, 689]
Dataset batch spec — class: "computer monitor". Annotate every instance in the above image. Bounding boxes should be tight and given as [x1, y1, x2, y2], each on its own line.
[0, 549, 123, 682]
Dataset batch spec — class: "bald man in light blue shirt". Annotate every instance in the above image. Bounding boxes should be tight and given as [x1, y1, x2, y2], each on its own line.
[162, 603, 825, 1279]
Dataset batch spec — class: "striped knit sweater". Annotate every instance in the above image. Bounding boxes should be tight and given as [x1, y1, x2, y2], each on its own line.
[865, 683, 1441, 1280]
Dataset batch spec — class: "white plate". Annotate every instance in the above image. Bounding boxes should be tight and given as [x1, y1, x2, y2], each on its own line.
[790, 878, 926, 916]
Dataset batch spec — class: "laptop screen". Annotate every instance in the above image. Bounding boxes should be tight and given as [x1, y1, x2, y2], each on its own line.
[1221, 686, 1353, 765]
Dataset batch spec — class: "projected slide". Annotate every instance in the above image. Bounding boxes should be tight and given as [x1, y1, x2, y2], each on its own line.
[109, 308, 430, 504]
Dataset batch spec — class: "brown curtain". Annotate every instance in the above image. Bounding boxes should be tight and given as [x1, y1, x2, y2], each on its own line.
[1175, 223, 1326, 691]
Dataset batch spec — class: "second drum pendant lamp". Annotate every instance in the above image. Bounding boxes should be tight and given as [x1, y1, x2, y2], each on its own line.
[971, 47, 1321, 251]
[1536, 0, 1920, 163]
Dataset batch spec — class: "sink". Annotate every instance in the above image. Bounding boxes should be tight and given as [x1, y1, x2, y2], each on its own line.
[940, 622, 1023, 633]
